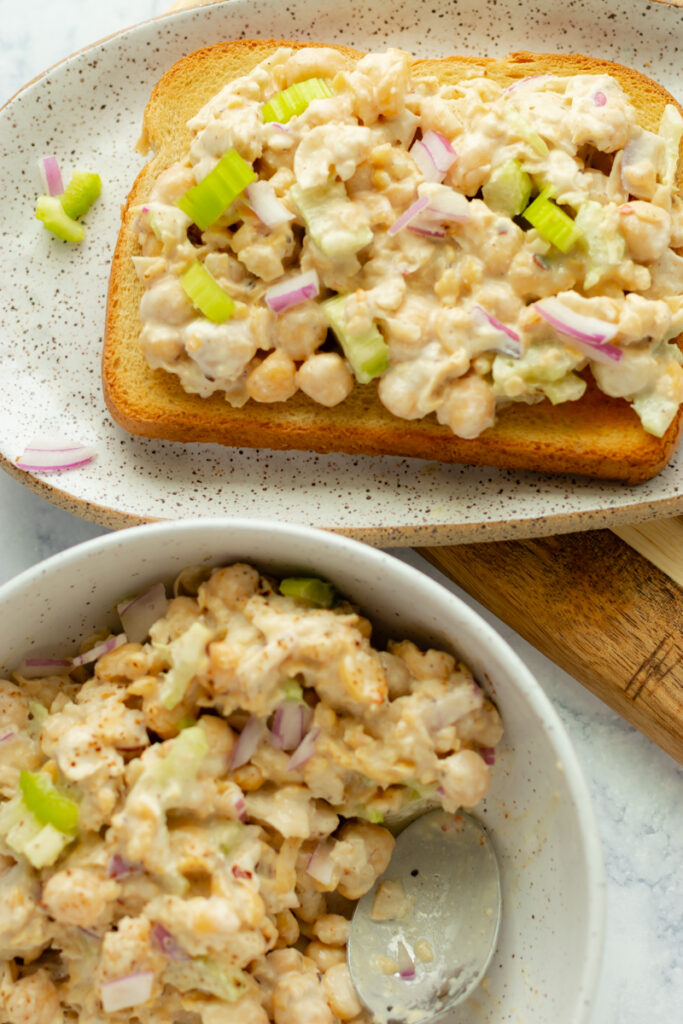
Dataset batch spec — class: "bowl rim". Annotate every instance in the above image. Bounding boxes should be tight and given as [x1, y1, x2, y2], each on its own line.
[0, 516, 606, 1021]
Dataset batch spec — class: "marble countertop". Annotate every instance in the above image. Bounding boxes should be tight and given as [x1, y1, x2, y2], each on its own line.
[0, 1, 681, 1020]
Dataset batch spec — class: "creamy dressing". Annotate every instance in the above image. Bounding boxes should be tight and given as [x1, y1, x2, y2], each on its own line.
[0, 564, 502, 1023]
[134, 47, 683, 439]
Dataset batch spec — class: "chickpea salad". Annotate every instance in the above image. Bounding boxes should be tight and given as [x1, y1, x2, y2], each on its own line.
[0, 564, 502, 1024]
[132, 46, 683, 440]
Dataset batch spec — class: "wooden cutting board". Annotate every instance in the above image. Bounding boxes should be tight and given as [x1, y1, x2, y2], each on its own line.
[420, 519, 683, 764]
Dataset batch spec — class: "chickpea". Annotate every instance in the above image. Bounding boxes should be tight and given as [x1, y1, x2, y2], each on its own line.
[312, 913, 351, 947]
[305, 940, 348, 971]
[246, 351, 298, 403]
[436, 375, 496, 439]
[324, 963, 363, 1021]
[296, 353, 354, 407]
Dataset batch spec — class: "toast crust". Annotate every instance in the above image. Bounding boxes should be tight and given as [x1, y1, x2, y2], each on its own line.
[103, 40, 683, 484]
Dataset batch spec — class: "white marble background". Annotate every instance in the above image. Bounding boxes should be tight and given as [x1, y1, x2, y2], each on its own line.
[0, 1, 681, 1021]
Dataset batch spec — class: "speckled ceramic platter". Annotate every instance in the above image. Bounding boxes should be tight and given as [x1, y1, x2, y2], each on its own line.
[1, 0, 682, 545]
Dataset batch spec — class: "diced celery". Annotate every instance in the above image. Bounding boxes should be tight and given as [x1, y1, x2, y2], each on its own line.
[482, 159, 532, 217]
[281, 679, 306, 705]
[279, 577, 336, 608]
[176, 149, 256, 231]
[573, 200, 625, 289]
[23, 824, 72, 869]
[523, 187, 582, 253]
[137, 725, 209, 794]
[262, 78, 334, 124]
[357, 806, 385, 824]
[290, 182, 373, 260]
[632, 387, 680, 437]
[60, 170, 101, 219]
[158, 621, 212, 711]
[35, 195, 85, 242]
[163, 958, 248, 1003]
[181, 262, 235, 324]
[537, 373, 587, 404]
[176, 715, 197, 731]
[504, 109, 549, 156]
[19, 770, 79, 835]
[322, 294, 390, 384]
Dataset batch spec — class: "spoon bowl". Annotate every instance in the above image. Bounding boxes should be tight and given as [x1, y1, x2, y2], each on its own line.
[347, 810, 501, 1024]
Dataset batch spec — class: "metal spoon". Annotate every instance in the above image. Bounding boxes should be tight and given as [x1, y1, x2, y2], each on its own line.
[347, 810, 501, 1024]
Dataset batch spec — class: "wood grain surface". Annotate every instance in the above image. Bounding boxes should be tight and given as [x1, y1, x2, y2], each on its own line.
[421, 530, 683, 764]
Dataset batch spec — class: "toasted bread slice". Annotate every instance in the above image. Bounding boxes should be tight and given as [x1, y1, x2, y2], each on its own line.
[103, 40, 683, 483]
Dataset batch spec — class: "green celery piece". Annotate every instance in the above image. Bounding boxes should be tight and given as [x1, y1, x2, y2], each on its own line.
[523, 187, 582, 253]
[505, 108, 549, 156]
[60, 170, 101, 219]
[357, 806, 385, 824]
[176, 149, 256, 231]
[659, 104, 683, 188]
[538, 373, 587, 405]
[176, 715, 198, 731]
[181, 262, 235, 324]
[322, 294, 389, 384]
[279, 577, 336, 608]
[290, 182, 373, 260]
[573, 200, 625, 290]
[482, 159, 532, 217]
[163, 958, 248, 1003]
[23, 824, 72, 869]
[141, 724, 209, 792]
[262, 78, 334, 123]
[35, 195, 85, 242]
[158, 621, 212, 711]
[19, 770, 79, 835]
[632, 388, 679, 438]
[281, 679, 306, 704]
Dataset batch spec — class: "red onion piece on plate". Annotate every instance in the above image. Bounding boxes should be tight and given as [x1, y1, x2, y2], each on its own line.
[17, 436, 97, 473]
[37, 155, 64, 196]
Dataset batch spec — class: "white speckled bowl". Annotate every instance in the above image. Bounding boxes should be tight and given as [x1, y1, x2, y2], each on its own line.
[0, 518, 605, 1023]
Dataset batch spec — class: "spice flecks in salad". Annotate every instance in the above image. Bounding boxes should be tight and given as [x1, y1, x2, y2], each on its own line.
[0, 563, 501, 1022]
[133, 47, 683, 439]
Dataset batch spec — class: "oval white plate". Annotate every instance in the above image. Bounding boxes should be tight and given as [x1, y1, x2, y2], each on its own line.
[1, 0, 682, 544]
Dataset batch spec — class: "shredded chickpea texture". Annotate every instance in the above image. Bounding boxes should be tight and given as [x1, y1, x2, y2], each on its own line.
[0, 564, 502, 1023]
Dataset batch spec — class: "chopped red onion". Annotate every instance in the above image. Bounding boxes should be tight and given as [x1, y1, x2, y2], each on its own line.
[232, 864, 253, 880]
[409, 131, 457, 183]
[246, 180, 294, 228]
[287, 726, 321, 771]
[0, 732, 15, 744]
[117, 582, 168, 643]
[593, 91, 607, 107]
[388, 196, 431, 236]
[270, 703, 310, 751]
[396, 940, 416, 979]
[265, 269, 319, 313]
[534, 297, 622, 362]
[37, 155, 64, 196]
[231, 715, 262, 770]
[151, 923, 188, 961]
[100, 972, 154, 1013]
[480, 746, 496, 766]
[504, 74, 552, 94]
[108, 854, 139, 878]
[408, 222, 446, 239]
[306, 840, 336, 886]
[472, 305, 522, 358]
[71, 634, 127, 668]
[17, 657, 72, 678]
[17, 436, 96, 473]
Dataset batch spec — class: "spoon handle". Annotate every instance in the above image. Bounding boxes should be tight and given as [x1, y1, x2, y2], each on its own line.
[420, 528, 683, 765]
